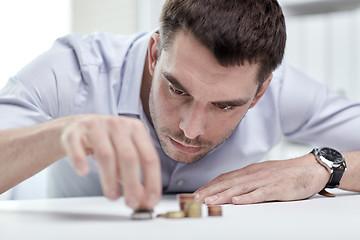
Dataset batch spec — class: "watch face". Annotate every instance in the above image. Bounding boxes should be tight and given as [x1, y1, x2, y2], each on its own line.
[320, 147, 344, 164]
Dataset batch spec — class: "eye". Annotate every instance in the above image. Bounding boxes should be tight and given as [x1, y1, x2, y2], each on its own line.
[213, 103, 236, 111]
[169, 84, 188, 96]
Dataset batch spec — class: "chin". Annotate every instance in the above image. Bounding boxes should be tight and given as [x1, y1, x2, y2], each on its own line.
[163, 148, 207, 164]
[172, 156, 199, 164]
[157, 135, 213, 164]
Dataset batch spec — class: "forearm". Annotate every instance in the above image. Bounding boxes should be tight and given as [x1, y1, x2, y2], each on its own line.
[339, 151, 360, 191]
[0, 118, 69, 193]
[194, 149, 360, 205]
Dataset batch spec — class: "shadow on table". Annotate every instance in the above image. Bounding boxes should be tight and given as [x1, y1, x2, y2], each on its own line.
[0, 209, 131, 222]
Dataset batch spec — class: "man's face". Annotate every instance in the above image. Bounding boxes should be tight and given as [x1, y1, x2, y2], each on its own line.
[147, 30, 268, 164]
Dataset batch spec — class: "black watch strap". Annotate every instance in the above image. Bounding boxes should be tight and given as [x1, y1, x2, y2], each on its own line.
[312, 147, 347, 190]
[326, 167, 345, 188]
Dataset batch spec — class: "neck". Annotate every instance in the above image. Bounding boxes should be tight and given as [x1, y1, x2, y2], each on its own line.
[140, 53, 153, 125]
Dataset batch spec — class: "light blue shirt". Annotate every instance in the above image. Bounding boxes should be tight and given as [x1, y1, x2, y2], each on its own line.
[1, 31, 360, 197]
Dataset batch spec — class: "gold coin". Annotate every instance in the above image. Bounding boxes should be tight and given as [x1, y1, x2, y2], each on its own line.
[166, 211, 186, 218]
[184, 201, 202, 218]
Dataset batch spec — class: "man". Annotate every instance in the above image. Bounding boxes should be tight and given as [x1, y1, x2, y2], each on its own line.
[0, 0, 359, 210]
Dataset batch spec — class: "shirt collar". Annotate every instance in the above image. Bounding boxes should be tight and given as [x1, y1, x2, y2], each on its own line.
[117, 30, 155, 116]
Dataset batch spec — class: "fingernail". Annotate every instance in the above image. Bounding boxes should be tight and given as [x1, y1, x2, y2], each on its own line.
[205, 195, 218, 203]
[194, 193, 200, 200]
[127, 196, 139, 209]
[232, 196, 243, 203]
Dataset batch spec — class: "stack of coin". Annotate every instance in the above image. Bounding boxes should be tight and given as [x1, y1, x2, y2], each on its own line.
[177, 193, 195, 211]
[184, 201, 202, 218]
[156, 193, 202, 219]
[207, 205, 222, 216]
[156, 193, 223, 219]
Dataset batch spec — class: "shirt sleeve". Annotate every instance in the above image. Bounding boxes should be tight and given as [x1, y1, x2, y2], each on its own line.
[0, 39, 84, 130]
[277, 63, 360, 151]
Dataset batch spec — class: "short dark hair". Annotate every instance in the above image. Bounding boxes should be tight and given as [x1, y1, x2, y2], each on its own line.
[159, 0, 286, 84]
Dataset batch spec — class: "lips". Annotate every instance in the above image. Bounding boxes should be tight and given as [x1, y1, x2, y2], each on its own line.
[169, 137, 202, 154]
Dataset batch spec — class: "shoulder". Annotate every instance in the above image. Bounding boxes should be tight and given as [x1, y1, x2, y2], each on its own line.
[57, 31, 149, 70]
[247, 62, 327, 137]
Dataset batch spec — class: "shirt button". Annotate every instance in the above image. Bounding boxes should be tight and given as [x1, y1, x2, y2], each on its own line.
[176, 179, 184, 186]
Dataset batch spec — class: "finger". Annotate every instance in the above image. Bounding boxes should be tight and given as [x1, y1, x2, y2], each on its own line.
[195, 171, 248, 201]
[232, 187, 274, 205]
[133, 124, 161, 208]
[91, 128, 121, 200]
[61, 128, 90, 176]
[204, 177, 270, 205]
[116, 137, 144, 209]
[195, 162, 276, 201]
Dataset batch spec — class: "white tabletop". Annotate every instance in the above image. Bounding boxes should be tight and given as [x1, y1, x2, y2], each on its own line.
[0, 190, 359, 240]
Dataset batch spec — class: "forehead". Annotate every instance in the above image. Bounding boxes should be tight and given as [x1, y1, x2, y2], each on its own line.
[159, 30, 260, 99]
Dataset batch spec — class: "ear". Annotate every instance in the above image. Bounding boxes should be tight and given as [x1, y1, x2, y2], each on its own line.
[147, 33, 160, 76]
[249, 74, 272, 109]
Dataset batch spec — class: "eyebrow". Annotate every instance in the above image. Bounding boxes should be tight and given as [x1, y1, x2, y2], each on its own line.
[162, 70, 250, 107]
[163, 71, 190, 93]
[215, 99, 249, 107]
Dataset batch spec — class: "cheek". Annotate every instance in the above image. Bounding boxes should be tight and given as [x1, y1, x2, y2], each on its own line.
[153, 79, 181, 125]
[207, 108, 248, 138]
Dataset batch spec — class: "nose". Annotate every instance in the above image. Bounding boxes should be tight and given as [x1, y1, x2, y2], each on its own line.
[179, 103, 206, 140]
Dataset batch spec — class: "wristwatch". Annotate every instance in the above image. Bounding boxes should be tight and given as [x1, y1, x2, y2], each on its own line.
[311, 147, 347, 188]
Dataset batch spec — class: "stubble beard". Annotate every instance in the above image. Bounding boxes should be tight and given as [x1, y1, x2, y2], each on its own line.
[157, 124, 238, 164]
[149, 90, 239, 164]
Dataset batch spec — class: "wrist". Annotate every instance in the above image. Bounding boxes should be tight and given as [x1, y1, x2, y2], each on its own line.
[306, 152, 331, 190]
[311, 147, 347, 189]
[36, 118, 69, 161]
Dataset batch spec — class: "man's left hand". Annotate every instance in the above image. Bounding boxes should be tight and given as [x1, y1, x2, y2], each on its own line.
[194, 153, 330, 205]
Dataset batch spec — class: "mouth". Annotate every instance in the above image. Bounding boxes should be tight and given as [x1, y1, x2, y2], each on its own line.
[169, 137, 202, 154]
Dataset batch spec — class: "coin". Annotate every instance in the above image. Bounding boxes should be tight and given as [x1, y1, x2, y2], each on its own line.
[166, 211, 186, 218]
[207, 205, 222, 216]
[184, 201, 202, 218]
[177, 193, 195, 211]
[131, 208, 153, 220]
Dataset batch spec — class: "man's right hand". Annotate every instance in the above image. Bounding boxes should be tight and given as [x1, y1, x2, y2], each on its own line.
[60, 114, 161, 209]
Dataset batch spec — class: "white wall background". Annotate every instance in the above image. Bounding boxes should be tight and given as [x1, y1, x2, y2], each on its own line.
[0, 0, 161, 200]
[266, 0, 360, 161]
[283, 3, 360, 102]
[72, 0, 137, 35]
[0, 0, 71, 90]
[1, 0, 360, 199]
[0, 0, 71, 200]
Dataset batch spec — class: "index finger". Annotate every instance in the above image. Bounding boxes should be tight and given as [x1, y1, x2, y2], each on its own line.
[194, 171, 237, 201]
[133, 125, 162, 208]
[61, 128, 90, 176]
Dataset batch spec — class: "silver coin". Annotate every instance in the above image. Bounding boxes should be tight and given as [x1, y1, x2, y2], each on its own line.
[131, 208, 153, 220]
